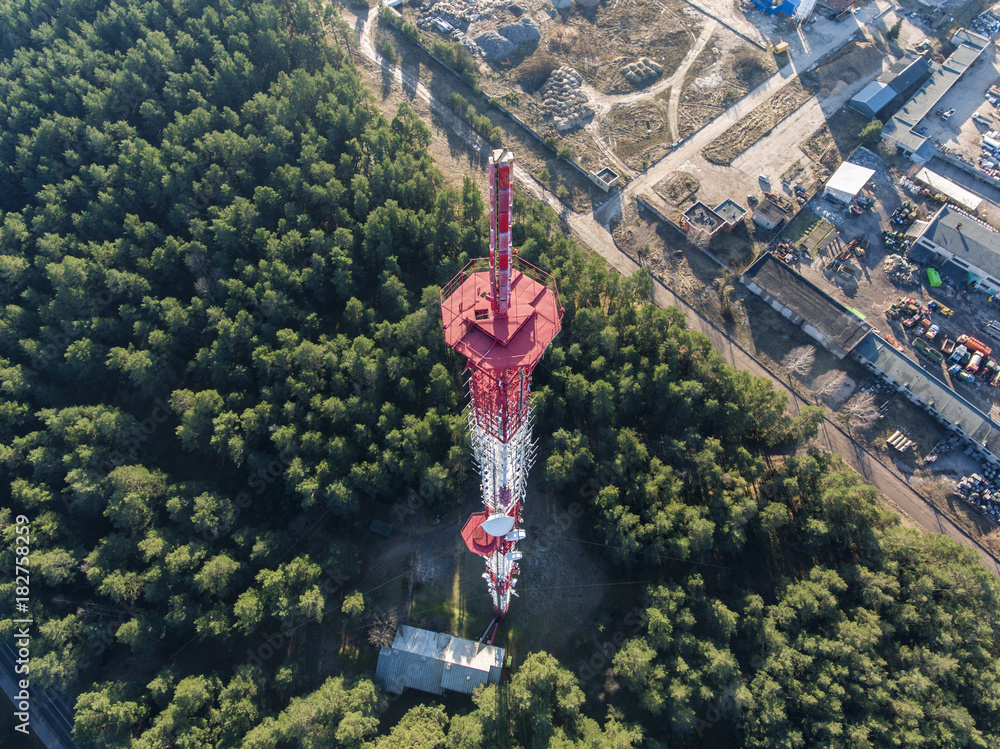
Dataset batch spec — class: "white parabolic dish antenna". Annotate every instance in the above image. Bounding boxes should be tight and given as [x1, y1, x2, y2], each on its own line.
[481, 514, 516, 537]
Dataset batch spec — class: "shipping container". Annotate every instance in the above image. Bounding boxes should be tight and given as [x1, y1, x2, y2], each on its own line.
[915, 338, 944, 362]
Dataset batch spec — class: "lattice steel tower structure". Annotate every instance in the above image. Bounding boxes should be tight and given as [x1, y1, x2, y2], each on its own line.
[440, 149, 562, 625]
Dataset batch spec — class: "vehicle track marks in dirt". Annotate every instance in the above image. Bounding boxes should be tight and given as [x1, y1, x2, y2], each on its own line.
[665, 18, 717, 146]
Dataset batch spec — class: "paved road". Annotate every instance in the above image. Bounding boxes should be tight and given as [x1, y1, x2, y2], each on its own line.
[0, 645, 78, 749]
[355, 6, 1000, 578]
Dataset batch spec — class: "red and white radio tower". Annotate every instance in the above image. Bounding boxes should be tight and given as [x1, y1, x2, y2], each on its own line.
[440, 149, 562, 634]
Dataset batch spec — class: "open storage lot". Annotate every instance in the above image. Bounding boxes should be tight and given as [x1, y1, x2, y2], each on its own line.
[784, 183, 1000, 426]
[914, 40, 1000, 165]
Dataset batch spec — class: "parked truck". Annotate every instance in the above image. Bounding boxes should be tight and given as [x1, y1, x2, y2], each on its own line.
[915, 337, 944, 362]
[958, 334, 993, 355]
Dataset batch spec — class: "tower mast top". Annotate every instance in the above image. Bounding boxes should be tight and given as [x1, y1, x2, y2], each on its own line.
[489, 149, 514, 318]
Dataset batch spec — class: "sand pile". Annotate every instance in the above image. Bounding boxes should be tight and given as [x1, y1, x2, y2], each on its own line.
[813, 41, 883, 99]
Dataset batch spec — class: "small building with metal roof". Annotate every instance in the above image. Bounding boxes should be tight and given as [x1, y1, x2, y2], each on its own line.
[376, 626, 504, 696]
[751, 199, 790, 230]
[850, 82, 898, 119]
[824, 162, 876, 203]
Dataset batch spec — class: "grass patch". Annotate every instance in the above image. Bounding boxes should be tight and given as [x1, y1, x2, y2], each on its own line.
[781, 210, 826, 245]
[871, 397, 947, 465]
[603, 100, 672, 167]
[677, 37, 778, 139]
[654, 170, 700, 205]
[702, 77, 814, 165]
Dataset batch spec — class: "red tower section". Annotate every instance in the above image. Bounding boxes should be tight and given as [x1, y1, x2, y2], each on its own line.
[440, 149, 562, 620]
[440, 150, 562, 444]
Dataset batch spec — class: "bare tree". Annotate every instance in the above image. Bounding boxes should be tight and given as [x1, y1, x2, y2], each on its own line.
[983, 527, 1000, 558]
[921, 477, 954, 505]
[367, 607, 400, 648]
[813, 369, 847, 400]
[840, 391, 880, 433]
[782, 345, 816, 378]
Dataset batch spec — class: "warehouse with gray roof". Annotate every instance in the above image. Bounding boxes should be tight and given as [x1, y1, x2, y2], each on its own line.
[881, 29, 989, 162]
[849, 56, 932, 119]
[741, 254, 871, 358]
[907, 206, 1000, 294]
[853, 332, 1000, 466]
[376, 625, 504, 696]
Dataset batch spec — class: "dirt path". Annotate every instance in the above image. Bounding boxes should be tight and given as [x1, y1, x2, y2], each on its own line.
[665, 19, 717, 146]
[351, 5, 1000, 580]
[579, 18, 716, 115]
[593, 4, 879, 226]
[582, 19, 717, 178]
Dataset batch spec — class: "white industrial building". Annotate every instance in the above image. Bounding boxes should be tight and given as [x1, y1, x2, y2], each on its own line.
[375, 626, 504, 696]
[914, 168, 982, 212]
[823, 162, 876, 204]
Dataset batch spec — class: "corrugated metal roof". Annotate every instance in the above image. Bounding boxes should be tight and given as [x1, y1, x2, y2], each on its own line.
[375, 647, 406, 694]
[952, 28, 990, 50]
[440, 662, 492, 694]
[375, 626, 505, 696]
[826, 162, 876, 196]
[854, 332, 1000, 457]
[376, 647, 446, 695]
[915, 168, 982, 211]
[921, 207, 1000, 279]
[850, 82, 897, 117]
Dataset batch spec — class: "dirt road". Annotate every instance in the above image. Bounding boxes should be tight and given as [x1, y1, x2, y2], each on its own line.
[354, 6, 1000, 578]
[582, 19, 718, 177]
[593, 3, 886, 225]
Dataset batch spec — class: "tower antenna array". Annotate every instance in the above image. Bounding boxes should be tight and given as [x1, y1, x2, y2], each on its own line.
[440, 149, 562, 622]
